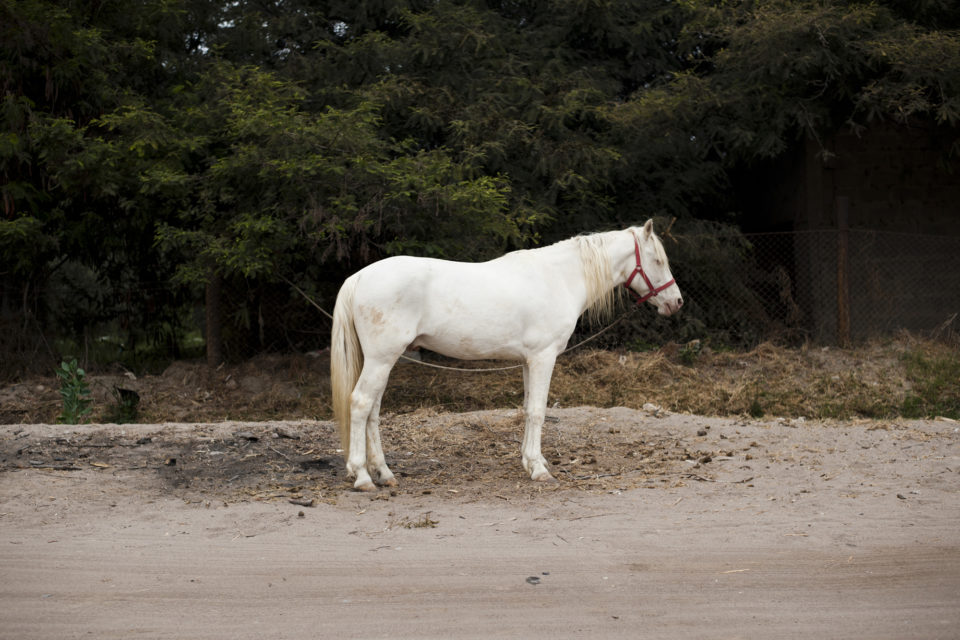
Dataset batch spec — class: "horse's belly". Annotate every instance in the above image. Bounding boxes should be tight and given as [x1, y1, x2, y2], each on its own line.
[411, 332, 524, 361]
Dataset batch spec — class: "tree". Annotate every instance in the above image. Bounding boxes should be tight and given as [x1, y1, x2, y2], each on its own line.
[1, 0, 184, 367]
[141, 61, 523, 362]
[607, 1, 959, 186]
[2, 0, 958, 374]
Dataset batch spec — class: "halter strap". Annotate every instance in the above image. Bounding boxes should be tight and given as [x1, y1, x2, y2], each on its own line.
[623, 235, 675, 305]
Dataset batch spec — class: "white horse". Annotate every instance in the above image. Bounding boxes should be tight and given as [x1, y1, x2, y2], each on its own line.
[330, 219, 682, 491]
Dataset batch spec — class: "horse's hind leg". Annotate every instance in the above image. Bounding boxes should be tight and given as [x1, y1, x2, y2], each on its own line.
[521, 353, 558, 482]
[365, 393, 397, 487]
[347, 360, 393, 491]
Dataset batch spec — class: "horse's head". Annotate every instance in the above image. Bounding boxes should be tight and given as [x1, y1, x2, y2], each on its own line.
[626, 220, 683, 316]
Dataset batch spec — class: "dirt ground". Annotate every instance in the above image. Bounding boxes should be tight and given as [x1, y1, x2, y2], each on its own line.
[2, 406, 959, 639]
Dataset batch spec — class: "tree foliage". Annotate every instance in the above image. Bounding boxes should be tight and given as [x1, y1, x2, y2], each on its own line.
[1, 0, 958, 370]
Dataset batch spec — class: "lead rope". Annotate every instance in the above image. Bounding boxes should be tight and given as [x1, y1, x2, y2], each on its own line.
[281, 276, 634, 373]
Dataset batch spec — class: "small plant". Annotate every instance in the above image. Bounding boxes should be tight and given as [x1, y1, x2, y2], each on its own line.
[108, 386, 140, 424]
[678, 339, 702, 365]
[56, 359, 92, 424]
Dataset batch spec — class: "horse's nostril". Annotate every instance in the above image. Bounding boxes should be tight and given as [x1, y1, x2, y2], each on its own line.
[677, 297, 684, 308]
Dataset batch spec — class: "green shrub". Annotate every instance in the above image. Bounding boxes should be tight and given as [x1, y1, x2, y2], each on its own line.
[56, 359, 92, 424]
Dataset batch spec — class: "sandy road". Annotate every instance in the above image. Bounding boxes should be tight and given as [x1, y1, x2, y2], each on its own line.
[2, 410, 959, 639]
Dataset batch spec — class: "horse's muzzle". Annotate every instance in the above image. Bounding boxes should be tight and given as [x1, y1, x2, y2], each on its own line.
[659, 296, 684, 316]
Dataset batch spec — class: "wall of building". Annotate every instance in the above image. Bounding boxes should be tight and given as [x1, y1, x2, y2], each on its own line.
[740, 122, 960, 342]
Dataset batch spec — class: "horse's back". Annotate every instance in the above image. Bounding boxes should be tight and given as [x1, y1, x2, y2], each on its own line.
[351, 255, 450, 307]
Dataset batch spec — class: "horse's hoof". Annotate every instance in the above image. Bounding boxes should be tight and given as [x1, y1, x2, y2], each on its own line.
[353, 481, 377, 492]
[532, 470, 558, 483]
[371, 468, 398, 487]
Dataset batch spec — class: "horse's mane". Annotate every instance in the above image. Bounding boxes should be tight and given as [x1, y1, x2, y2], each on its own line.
[570, 232, 618, 326]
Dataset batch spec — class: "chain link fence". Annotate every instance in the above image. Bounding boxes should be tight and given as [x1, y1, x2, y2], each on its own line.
[3, 227, 959, 379]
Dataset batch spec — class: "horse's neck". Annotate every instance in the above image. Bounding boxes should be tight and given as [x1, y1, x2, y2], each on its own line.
[610, 229, 642, 285]
[550, 229, 639, 321]
[586, 229, 638, 287]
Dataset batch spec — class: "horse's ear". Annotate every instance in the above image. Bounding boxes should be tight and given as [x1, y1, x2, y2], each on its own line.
[642, 219, 654, 237]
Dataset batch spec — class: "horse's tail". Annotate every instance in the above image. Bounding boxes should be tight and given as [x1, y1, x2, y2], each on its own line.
[330, 275, 363, 453]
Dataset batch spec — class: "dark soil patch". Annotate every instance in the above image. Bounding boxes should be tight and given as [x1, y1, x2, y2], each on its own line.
[1, 408, 720, 503]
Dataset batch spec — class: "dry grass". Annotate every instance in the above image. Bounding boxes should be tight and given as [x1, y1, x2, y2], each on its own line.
[2, 334, 958, 424]
[383, 336, 953, 420]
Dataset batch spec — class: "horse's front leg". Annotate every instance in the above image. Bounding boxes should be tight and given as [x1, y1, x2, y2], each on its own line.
[521, 353, 558, 483]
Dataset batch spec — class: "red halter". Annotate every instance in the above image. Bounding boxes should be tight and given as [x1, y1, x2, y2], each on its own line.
[623, 235, 676, 305]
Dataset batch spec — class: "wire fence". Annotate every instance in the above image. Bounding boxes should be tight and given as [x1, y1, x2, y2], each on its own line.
[607, 228, 960, 349]
[688, 228, 960, 345]
[3, 228, 959, 379]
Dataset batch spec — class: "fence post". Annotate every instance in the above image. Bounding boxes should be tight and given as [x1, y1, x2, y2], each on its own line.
[206, 269, 223, 367]
[836, 196, 851, 347]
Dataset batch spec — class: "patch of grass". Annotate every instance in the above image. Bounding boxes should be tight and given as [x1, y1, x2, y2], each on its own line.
[900, 350, 960, 418]
[810, 370, 897, 420]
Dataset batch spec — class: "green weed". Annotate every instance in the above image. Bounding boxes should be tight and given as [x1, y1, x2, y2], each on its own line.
[56, 359, 92, 424]
[678, 339, 702, 365]
[900, 351, 960, 418]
